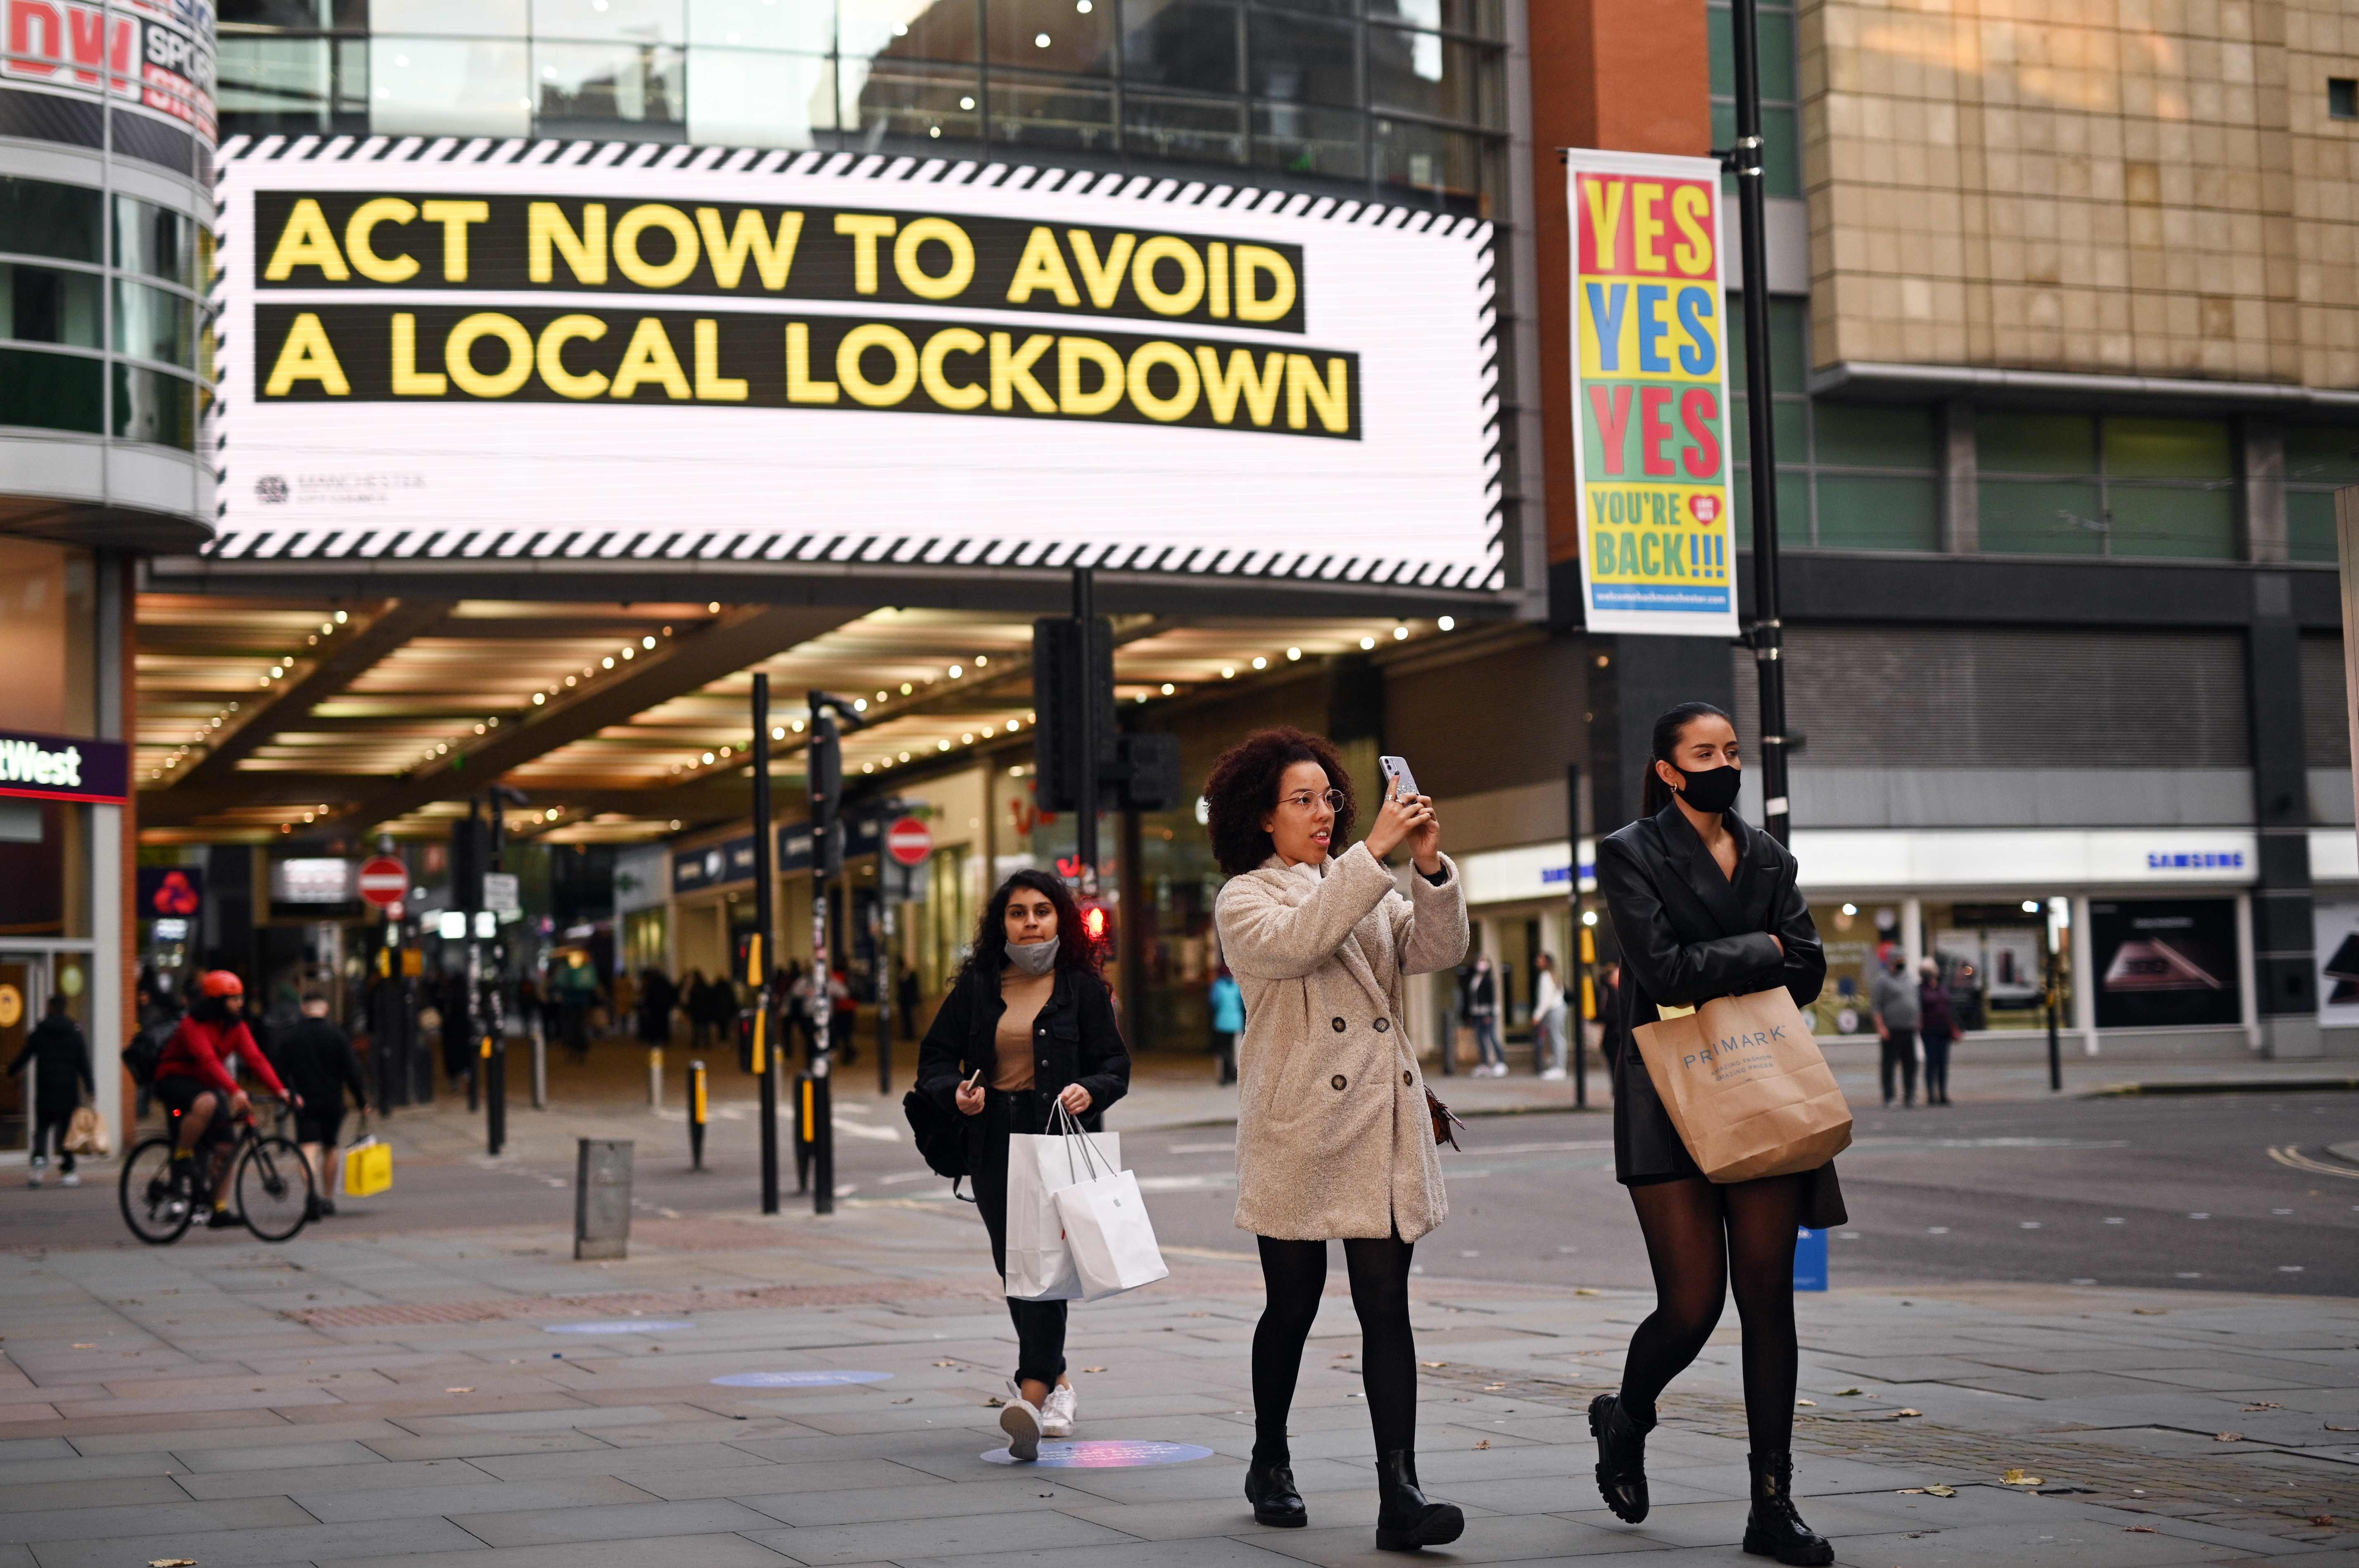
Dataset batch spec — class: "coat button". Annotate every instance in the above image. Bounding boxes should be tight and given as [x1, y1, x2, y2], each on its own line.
[1330, 1074, 1347, 1090]
[1402, 1070, 1413, 1086]
[1373, 1018, 1390, 1033]
[1330, 1017, 1347, 1032]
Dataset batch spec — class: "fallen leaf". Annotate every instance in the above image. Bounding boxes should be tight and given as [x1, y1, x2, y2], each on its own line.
[1925, 1485, 1957, 1498]
[1898, 1487, 1923, 1494]
[933, 1360, 958, 1367]
[2216, 1432, 2244, 1442]
[2001, 1470, 2043, 1486]
[444, 1387, 474, 1394]
[2309, 1515, 2337, 1527]
[1081, 1366, 1107, 1373]
[2243, 1402, 2283, 1412]
[890, 1397, 912, 1405]
[1836, 1387, 1864, 1397]
[1473, 1440, 1490, 1449]
[2132, 1308, 2166, 1316]
[1796, 1399, 1817, 1407]
[71, 1344, 93, 1350]
[1898, 1409, 1924, 1418]
[148, 1559, 196, 1566]
[984, 1397, 1005, 1407]
[2125, 1525, 2157, 1533]
[1420, 1361, 1448, 1368]
[1574, 1288, 1601, 1297]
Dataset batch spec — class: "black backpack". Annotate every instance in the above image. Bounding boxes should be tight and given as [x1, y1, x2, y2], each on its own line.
[120, 1017, 175, 1087]
[902, 1079, 976, 1202]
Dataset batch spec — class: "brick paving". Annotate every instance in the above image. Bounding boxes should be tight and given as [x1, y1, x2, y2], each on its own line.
[0, 1180, 2355, 1567]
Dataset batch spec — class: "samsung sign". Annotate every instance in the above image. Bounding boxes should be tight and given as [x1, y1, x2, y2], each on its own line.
[209, 138, 1506, 589]
[0, 731, 129, 805]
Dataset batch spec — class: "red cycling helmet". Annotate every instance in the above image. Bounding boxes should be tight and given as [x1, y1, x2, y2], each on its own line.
[197, 970, 245, 999]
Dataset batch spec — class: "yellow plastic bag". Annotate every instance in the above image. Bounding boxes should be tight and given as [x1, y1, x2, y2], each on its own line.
[343, 1136, 392, 1197]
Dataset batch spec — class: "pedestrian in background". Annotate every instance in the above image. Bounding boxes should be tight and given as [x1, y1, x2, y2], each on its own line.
[1207, 726, 1469, 1551]
[1591, 701, 1836, 1567]
[1208, 963, 1244, 1085]
[916, 869, 1130, 1460]
[637, 967, 676, 1055]
[1534, 952, 1568, 1081]
[274, 993, 369, 1218]
[9, 994, 93, 1188]
[1871, 952, 1920, 1109]
[1463, 954, 1504, 1076]
[1917, 956, 1957, 1107]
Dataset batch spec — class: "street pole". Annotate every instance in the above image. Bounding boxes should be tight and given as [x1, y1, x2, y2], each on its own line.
[752, 674, 779, 1216]
[1072, 566, 1098, 889]
[808, 691, 855, 1218]
[2045, 903, 2064, 1093]
[877, 890, 894, 1097]
[1727, 0, 1792, 847]
[1565, 764, 1588, 1111]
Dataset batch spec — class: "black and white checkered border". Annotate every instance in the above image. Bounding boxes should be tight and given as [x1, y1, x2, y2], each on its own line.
[207, 133, 1506, 592]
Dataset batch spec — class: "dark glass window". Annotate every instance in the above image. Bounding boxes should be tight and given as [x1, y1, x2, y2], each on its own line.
[0, 179, 103, 265]
[1248, 10, 1356, 107]
[113, 365, 198, 450]
[986, 0, 1113, 73]
[1979, 413, 2237, 560]
[1, 264, 102, 349]
[1123, 0, 1239, 92]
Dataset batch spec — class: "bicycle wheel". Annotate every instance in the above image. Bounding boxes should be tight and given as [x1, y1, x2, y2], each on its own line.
[236, 1135, 315, 1242]
[118, 1136, 195, 1245]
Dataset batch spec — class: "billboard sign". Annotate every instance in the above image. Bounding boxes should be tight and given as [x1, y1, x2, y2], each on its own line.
[211, 139, 1507, 591]
[0, 729, 129, 804]
[0, 0, 216, 173]
[2089, 898, 2241, 1030]
[1563, 149, 1738, 636]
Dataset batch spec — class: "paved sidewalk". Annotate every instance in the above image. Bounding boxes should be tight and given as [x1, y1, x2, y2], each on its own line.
[2, 1181, 2355, 1567]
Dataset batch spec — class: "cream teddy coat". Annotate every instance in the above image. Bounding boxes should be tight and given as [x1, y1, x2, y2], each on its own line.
[1215, 841, 1469, 1242]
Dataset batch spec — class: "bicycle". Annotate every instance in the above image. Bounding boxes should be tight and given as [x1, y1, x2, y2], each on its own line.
[118, 1100, 314, 1244]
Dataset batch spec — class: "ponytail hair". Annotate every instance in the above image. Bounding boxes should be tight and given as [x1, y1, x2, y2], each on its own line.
[1638, 701, 1734, 817]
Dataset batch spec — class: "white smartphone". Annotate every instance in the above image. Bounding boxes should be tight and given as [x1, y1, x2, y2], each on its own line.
[1379, 755, 1419, 801]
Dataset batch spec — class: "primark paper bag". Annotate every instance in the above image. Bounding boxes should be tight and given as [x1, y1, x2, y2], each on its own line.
[1633, 988, 1851, 1183]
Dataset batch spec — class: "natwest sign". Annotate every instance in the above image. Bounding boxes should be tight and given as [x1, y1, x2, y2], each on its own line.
[0, 730, 128, 805]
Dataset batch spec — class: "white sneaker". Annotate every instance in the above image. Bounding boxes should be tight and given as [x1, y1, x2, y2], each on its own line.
[59, 1171, 79, 1188]
[999, 1382, 1043, 1461]
[1040, 1379, 1077, 1438]
[1540, 1068, 1567, 1082]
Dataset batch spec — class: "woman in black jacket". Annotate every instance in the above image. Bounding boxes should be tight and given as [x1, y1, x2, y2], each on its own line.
[916, 868, 1130, 1462]
[1589, 702, 1837, 1568]
[9, 994, 94, 1188]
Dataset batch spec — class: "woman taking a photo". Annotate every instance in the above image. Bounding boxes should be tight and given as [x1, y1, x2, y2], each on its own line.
[1590, 702, 1838, 1567]
[1209, 727, 1469, 1552]
[917, 869, 1130, 1461]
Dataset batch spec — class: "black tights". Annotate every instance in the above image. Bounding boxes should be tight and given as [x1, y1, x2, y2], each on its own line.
[1618, 1174, 1805, 1454]
[1252, 1234, 1417, 1465]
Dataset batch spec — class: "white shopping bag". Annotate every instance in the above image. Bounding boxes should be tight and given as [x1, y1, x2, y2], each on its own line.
[1055, 1166, 1171, 1302]
[1003, 1112, 1121, 1302]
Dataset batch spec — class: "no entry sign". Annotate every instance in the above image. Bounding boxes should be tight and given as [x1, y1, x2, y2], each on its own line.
[357, 856, 408, 908]
[885, 816, 933, 869]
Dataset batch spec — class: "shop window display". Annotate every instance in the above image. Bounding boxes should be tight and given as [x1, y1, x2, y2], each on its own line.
[2088, 898, 2239, 1030]
[1804, 900, 1897, 1037]
[1925, 901, 2060, 1032]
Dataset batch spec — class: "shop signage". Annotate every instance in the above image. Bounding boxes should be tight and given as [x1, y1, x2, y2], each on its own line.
[269, 857, 352, 904]
[209, 140, 1506, 590]
[1563, 149, 1738, 637]
[138, 865, 203, 917]
[0, 0, 215, 173]
[673, 834, 758, 894]
[0, 729, 128, 805]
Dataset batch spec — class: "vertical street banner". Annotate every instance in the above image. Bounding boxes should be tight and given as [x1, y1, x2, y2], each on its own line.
[1564, 150, 1738, 637]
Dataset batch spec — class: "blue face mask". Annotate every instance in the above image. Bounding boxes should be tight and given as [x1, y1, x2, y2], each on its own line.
[1006, 936, 1059, 976]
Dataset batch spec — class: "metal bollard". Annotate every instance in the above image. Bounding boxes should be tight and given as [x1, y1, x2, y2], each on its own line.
[648, 1045, 664, 1109]
[574, 1138, 633, 1260]
[485, 1035, 505, 1157]
[688, 1059, 708, 1171]
[531, 1024, 547, 1110]
[792, 1072, 813, 1194]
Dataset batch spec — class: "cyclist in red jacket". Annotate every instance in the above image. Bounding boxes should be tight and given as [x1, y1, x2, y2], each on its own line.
[157, 972, 299, 1228]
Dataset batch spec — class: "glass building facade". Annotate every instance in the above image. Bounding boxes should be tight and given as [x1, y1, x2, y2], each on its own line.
[219, 0, 1512, 217]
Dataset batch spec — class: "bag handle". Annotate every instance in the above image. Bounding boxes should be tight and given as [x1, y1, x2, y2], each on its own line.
[1050, 1099, 1114, 1181]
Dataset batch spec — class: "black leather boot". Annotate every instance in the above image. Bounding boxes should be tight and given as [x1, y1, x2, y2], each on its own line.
[1245, 1458, 1307, 1528]
[1588, 1392, 1653, 1523]
[1743, 1450, 1833, 1565]
[1374, 1449, 1463, 1551]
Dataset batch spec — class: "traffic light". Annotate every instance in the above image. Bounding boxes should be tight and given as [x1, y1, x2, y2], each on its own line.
[1112, 732, 1183, 812]
[447, 813, 487, 913]
[1076, 893, 1114, 957]
[1031, 614, 1114, 812]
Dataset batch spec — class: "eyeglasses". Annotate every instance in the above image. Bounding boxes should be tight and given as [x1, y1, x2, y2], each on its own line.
[1278, 789, 1347, 813]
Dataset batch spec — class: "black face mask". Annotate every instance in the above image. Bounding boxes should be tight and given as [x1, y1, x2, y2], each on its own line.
[1671, 763, 1742, 814]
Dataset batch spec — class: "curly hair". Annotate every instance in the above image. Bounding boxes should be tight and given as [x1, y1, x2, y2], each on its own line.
[957, 868, 1109, 988]
[1202, 727, 1357, 875]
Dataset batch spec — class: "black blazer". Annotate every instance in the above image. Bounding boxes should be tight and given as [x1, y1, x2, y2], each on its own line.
[915, 965, 1131, 1143]
[1597, 802, 1844, 1221]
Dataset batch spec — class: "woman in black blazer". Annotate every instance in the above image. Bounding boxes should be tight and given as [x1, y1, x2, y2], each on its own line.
[1588, 702, 1838, 1568]
[916, 869, 1130, 1461]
